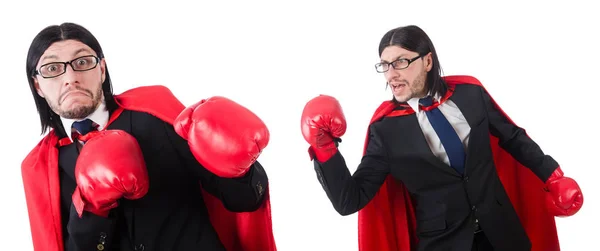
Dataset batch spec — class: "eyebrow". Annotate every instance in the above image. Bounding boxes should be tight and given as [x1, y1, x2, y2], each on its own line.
[380, 54, 406, 63]
[40, 48, 95, 62]
[73, 48, 94, 57]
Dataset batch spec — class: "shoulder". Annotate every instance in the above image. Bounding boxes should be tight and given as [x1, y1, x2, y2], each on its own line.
[106, 108, 174, 145]
[368, 103, 414, 130]
[116, 109, 176, 151]
[448, 82, 488, 104]
[122, 109, 175, 140]
[453, 82, 485, 94]
[114, 85, 185, 125]
[443, 75, 487, 97]
[368, 114, 400, 138]
[129, 109, 171, 125]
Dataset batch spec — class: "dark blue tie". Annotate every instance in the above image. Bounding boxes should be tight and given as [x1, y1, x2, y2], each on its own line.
[419, 96, 465, 174]
[71, 119, 98, 148]
[72, 119, 95, 136]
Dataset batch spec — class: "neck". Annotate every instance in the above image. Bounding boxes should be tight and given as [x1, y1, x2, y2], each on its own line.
[60, 99, 109, 140]
[413, 90, 430, 100]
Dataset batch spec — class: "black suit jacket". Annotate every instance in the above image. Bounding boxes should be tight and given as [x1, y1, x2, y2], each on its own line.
[57, 109, 268, 251]
[314, 83, 558, 251]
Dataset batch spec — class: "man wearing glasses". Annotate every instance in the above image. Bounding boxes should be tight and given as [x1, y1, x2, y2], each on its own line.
[300, 25, 583, 251]
[22, 22, 276, 251]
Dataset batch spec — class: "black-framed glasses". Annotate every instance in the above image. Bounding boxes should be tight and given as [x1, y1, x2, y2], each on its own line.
[34, 55, 100, 78]
[375, 54, 423, 73]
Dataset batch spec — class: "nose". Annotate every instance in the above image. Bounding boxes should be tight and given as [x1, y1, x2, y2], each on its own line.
[384, 68, 401, 82]
[61, 64, 78, 86]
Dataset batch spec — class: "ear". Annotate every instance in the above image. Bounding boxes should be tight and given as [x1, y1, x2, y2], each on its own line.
[100, 58, 106, 83]
[424, 52, 433, 72]
[33, 77, 45, 98]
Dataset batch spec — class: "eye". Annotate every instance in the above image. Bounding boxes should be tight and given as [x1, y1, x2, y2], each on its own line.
[45, 64, 60, 72]
[392, 59, 409, 68]
[76, 58, 89, 66]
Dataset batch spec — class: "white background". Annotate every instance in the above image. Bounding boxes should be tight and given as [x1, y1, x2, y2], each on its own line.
[1, 0, 597, 250]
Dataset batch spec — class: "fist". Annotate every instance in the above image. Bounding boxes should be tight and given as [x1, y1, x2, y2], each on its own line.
[174, 96, 269, 178]
[545, 167, 584, 217]
[301, 95, 347, 161]
[72, 130, 149, 217]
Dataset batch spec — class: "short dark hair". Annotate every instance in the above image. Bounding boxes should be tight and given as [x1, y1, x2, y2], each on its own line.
[25, 22, 117, 135]
[378, 25, 448, 99]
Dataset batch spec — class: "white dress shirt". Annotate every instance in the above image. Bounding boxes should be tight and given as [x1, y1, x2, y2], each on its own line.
[60, 101, 109, 141]
[406, 94, 471, 167]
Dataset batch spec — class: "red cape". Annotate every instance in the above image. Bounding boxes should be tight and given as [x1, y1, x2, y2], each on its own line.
[357, 75, 559, 251]
[21, 85, 277, 251]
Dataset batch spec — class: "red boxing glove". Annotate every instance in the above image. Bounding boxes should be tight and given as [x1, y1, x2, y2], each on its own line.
[174, 96, 269, 178]
[72, 130, 149, 218]
[301, 95, 347, 162]
[545, 167, 583, 217]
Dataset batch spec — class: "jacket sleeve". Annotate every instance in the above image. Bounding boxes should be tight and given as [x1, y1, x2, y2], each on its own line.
[480, 86, 559, 182]
[163, 121, 268, 212]
[313, 124, 391, 216]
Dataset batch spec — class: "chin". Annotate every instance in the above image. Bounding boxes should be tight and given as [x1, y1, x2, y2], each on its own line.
[62, 101, 93, 113]
[63, 97, 92, 107]
[393, 94, 410, 103]
[62, 105, 96, 119]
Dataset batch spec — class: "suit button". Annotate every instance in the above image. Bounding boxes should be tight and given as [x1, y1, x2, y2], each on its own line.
[463, 176, 469, 182]
[97, 232, 107, 250]
[472, 206, 477, 211]
[135, 244, 145, 251]
[256, 181, 264, 195]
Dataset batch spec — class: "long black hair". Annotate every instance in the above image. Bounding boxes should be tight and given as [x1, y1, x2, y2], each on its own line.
[378, 25, 447, 99]
[25, 22, 118, 135]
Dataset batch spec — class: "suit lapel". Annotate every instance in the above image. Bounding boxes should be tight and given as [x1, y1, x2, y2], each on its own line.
[387, 108, 461, 177]
[58, 143, 79, 181]
[448, 86, 486, 175]
[448, 89, 481, 128]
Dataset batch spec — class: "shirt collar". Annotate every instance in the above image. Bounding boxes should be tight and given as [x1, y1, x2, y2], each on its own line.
[60, 100, 109, 141]
[407, 92, 441, 112]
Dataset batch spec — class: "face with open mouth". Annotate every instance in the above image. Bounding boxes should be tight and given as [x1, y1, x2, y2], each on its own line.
[380, 45, 431, 102]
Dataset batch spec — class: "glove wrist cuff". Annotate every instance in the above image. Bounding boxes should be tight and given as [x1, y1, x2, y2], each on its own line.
[71, 187, 111, 218]
[308, 142, 338, 162]
[546, 166, 564, 184]
[72, 188, 86, 218]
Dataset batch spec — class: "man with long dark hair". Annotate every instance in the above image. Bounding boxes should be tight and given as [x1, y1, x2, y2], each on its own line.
[300, 25, 583, 251]
[22, 22, 277, 251]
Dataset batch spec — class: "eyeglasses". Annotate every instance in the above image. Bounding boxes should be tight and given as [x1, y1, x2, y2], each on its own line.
[375, 54, 423, 73]
[34, 55, 100, 78]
